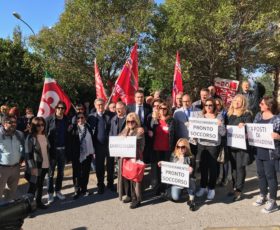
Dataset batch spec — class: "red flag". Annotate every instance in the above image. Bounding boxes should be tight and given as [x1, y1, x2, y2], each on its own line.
[37, 72, 72, 118]
[112, 43, 138, 105]
[172, 51, 183, 107]
[94, 59, 108, 102]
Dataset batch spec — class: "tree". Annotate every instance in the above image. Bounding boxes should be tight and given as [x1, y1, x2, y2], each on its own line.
[30, 0, 155, 102]
[0, 28, 43, 111]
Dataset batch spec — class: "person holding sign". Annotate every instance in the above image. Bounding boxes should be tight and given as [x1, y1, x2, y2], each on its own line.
[119, 113, 145, 209]
[158, 138, 196, 211]
[150, 102, 176, 195]
[227, 94, 253, 202]
[253, 96, 280, 213]
[195, 98, 226, 200]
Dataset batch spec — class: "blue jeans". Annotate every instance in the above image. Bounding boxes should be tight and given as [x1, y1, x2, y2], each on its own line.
[48, 149, 66, 194]
[168, 178, 196, 201]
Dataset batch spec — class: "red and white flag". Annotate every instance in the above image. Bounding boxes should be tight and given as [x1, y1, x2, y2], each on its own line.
[37, 72, 72, 118]
[94, 59, 108, 102]
[172, 51, 183, 107]
[111, 43, 138, 105]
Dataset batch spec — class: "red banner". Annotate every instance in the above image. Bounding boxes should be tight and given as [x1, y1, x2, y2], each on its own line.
[37, 73, 71, 118]
[112, 43, 138, 105]
[94, 59, 108, 102]
[172, 51, 183, 107]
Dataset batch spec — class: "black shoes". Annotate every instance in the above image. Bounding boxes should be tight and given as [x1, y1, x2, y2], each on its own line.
[130, 201, 141, 209]
[98, 186, 105, 194]
[107, 184, 117, 192]
[232, 191, 242, 202]
[36, 202, 48, 209]
[123, 196, 131, 203]
[188, 200, 196, 211]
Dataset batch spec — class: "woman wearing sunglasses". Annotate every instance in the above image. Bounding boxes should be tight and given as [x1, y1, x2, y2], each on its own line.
[195, 98, 226, 200]
[252, 96, 280, 213]
[227, 94, 253, 202]
[25, 117, 50, 209]
[69, 112, 95, 199]
[159, 138, 196, 211]
[150, 102, 176, 195]
[119, 112, 145, 209]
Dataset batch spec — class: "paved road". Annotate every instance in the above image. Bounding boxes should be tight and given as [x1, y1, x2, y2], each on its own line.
[22, 163, 280, 230]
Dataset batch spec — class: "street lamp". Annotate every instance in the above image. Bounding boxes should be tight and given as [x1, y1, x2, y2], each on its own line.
[12, 12, 35, 36]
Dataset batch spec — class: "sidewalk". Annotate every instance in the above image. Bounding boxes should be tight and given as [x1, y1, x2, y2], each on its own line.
[22, 162, 280, 230]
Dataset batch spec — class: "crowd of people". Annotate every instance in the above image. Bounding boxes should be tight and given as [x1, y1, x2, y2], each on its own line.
[0, 80, 279, 214]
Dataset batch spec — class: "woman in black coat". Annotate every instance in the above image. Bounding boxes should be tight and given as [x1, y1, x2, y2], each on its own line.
[69, 112, 95, 199]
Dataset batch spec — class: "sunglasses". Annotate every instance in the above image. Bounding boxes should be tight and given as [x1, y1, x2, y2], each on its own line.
[176, 145, 186, 149]
[159, 107, 167, 110]
[127, 120, 136, 124]
[204, 104, 213, 107]
[56, 107, 65, 110]
[77, 116, 85, 120]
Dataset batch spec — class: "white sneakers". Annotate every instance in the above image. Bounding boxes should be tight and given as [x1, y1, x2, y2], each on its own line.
[207, 189, 215, 200]
[48, 191, 66, 204]
[195, 188, 215, 200]
[55, 191, 66, 200]
[48, 193, 54, 204]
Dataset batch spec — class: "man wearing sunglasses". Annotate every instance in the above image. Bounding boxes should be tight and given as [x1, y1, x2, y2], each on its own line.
[0, 115, 24, 201]
[45, 101, 71, 203]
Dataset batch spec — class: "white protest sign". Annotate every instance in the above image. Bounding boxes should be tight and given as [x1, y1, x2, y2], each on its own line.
[189, 117, 218, 141]
[246, 123, 275, 149]
[109, 136, 137, 157]
[161, 161, 189, 188]
[227, 125, 247, 150]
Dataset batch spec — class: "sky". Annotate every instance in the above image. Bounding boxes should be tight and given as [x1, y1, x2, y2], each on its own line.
[0, 0, 164, 39]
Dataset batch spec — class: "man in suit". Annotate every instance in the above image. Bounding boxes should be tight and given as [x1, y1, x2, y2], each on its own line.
[127, 90, 152, 163]
[109, 101, 127, 136]
[87, 98, 114, 194]
[173, 94, 199, 175]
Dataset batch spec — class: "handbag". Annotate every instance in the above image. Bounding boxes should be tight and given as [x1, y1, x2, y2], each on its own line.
[217, 147, 225, 163]
[122, 158, 145, 182]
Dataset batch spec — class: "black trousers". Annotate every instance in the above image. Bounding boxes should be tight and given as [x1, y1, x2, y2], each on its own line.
[72, 155, 92, 193]
[256, 158, 278, 200]
[28, 168, 48, 204]
[198, 144, 219, 190]
[95, 143, 114, 188]
[151, 150, 170, 193]
[229, 149, 246, 192]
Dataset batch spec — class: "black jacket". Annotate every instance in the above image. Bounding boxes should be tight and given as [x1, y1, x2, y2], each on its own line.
[87, 110, 114, 145]
[45, 115, 70, 159]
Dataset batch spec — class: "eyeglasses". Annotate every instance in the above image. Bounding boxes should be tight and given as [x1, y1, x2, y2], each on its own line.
[176, 145, 186, 149]
[204, 104, 213, 107]
[77, 116, 85, 120]
[36, 124, 44, 127]
[159, 107, 167, 110]
[5, 120, 17, 124]
[56, 107, 65, 110]
[127, 120, 136, 124]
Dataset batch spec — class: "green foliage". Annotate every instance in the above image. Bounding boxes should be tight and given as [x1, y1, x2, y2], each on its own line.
[256, 74, 274, 97]
[30, 0, 155, 102]
[0, 29, 43, 112]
